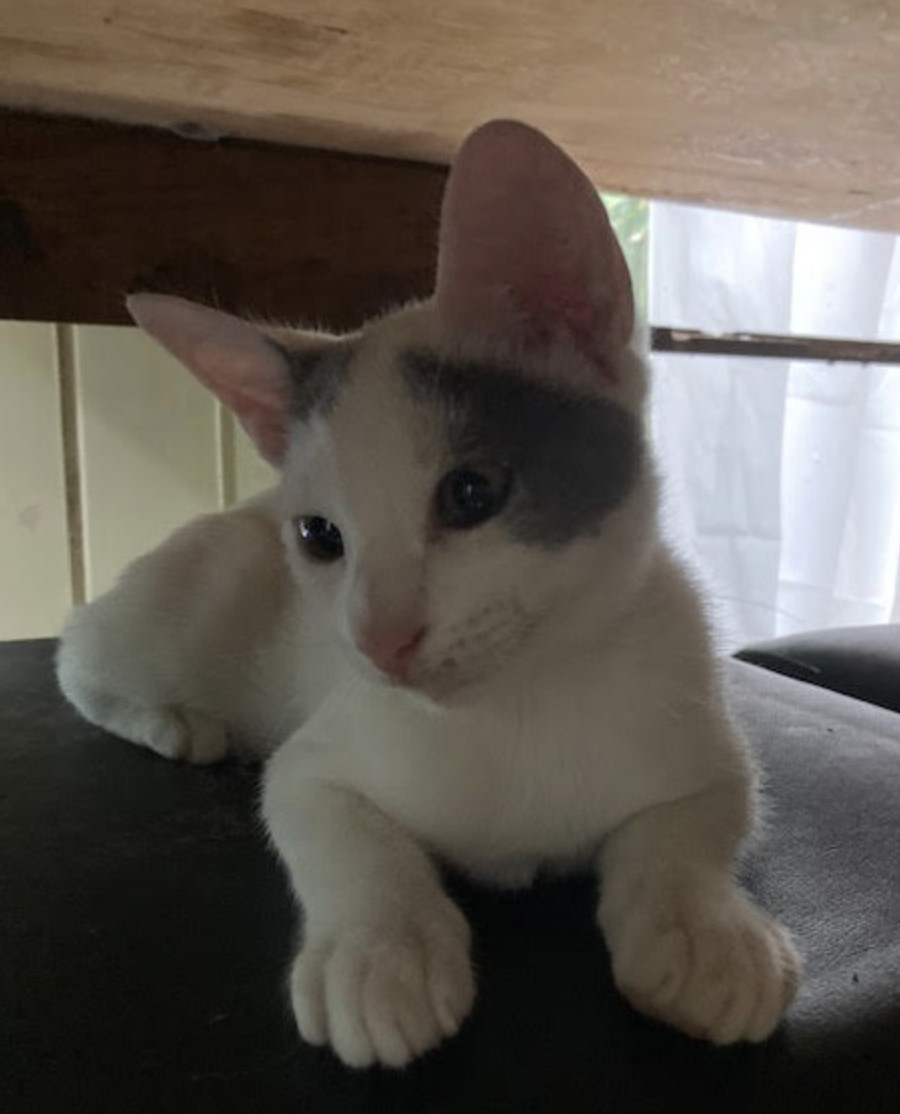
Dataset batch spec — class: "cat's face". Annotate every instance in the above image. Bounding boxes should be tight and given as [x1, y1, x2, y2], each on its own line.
[276, 306, 649, 701]
[127, 119, 652, 702]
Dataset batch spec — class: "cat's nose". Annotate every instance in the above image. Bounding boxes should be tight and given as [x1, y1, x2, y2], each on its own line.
[357, 624, 426, 679]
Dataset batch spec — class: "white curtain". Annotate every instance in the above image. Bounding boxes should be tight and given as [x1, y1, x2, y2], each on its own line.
[648, 202, 900, 649]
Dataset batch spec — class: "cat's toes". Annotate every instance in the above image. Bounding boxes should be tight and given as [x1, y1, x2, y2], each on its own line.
[139, 707, 229, 764]
[173, 709, 230, 764]
[291, 899, 475, 1068]
[602, 884, 800, 1045]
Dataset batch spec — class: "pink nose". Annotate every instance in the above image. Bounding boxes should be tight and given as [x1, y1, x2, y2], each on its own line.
[358, 624, 426, 678]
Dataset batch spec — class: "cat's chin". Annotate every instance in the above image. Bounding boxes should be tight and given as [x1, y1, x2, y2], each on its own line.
[350, 662, 458, 709]
[399, 667, 502, 711]
[374, 673, 466, 710]
[355, 662, 490, 710]
[357, 646, 523, 709]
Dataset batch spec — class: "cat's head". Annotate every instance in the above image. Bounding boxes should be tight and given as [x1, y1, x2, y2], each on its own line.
[129, 120, 656, 703]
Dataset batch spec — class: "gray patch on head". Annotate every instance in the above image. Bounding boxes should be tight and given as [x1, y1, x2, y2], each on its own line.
[403, 351, 643, 547]
[272, 339, 357, 421]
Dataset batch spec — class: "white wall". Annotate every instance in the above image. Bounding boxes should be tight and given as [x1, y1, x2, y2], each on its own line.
[0, 324, 276, 640]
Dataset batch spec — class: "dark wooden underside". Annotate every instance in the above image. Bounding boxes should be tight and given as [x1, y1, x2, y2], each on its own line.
[0, 110, 445, 329]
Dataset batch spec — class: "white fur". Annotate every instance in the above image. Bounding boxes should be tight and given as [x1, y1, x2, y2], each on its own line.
[58, 301, 799, 1068]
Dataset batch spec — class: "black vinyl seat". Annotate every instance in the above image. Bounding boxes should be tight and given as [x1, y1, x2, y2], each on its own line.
[3, 639, 899, 1113]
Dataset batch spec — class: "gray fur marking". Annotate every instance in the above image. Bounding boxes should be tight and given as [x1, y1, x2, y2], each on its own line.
[275, 339, 357, 421]
[403, 351, 642, 547]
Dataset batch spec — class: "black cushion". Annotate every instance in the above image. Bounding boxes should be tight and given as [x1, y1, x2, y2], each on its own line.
[736, 623, 900, 714]
[3, 640, 900, 1113]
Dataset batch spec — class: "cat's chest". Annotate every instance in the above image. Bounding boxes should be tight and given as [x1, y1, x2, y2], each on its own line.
[316, 667, 699, 871]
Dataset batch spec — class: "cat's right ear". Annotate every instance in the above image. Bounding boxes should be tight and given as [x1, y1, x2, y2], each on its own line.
[127, 294, 293, 466]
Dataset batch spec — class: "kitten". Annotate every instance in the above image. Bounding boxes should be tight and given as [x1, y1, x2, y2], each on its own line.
[58, 119, 799, 1068]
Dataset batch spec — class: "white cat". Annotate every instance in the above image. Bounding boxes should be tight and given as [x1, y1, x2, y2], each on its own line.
[58, 120, 799, 1069]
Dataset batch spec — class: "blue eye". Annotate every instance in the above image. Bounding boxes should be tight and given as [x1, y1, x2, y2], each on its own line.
[436, 464, 511, 530]
[295, 516, 344, 562]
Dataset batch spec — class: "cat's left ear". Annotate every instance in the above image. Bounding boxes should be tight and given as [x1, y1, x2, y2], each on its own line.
[127, 294, 294, 465]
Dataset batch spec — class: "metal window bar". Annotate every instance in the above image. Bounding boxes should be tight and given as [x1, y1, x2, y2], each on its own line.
[650, 328, 900, 366]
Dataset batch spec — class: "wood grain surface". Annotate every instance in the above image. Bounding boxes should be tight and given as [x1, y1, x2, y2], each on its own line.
[0, 1, 898, 230]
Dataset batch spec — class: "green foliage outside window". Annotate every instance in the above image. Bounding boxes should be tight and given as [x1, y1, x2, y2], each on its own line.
[602, 193, 649, 318]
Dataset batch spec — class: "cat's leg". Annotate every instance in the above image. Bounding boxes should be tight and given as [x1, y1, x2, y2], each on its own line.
[263, 736, 475, 1069]
[597, 781, 800, 1045]
[57, 500, 288, 764]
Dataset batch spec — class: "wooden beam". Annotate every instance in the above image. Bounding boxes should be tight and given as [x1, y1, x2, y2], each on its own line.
[0, 111, 446, 328]
[3, 109, 895, 368]
[651, 328, 900, 367]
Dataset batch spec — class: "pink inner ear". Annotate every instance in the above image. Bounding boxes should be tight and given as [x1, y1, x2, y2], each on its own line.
[435, 120, 634, 375]
[127, 294, 293, 466]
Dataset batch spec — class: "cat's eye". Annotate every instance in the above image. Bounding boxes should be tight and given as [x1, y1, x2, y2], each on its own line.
[436, 464, 511, 531]
[295, 515, 345, 562]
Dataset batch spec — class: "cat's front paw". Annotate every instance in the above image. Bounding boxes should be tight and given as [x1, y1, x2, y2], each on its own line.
[600, 879, 800, 1045]
[291, 897, 475, 1069]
